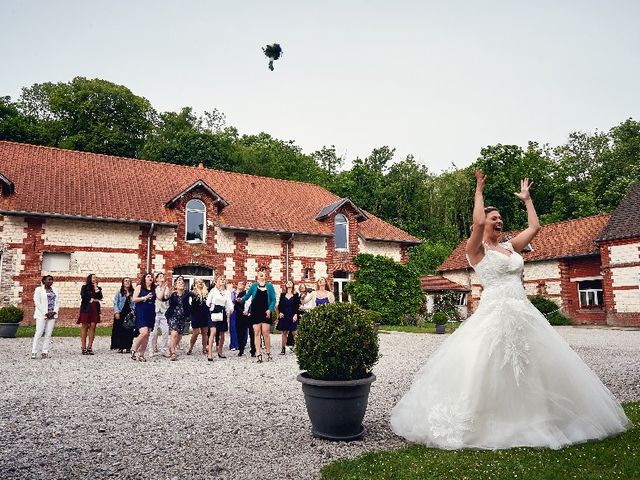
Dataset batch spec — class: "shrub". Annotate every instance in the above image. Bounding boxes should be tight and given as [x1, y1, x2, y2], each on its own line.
[433, 291, 463, 322]
[0, 306, 24, 323]
[432, 312, 448, 325]
[528, 296, 571, 326]
[347, 253, 422, 326]
[296, 303, 380, 381]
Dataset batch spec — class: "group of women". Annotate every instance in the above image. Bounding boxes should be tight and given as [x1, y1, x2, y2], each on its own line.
[30, 270, 336, 362]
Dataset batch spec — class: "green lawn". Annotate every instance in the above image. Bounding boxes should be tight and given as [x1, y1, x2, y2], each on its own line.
[378, 323, 461, 334]
[322, 403, 639, 480]
[16, 325, 113, 338]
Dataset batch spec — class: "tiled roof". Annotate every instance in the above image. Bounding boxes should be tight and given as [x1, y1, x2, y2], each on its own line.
[596, 182, 640, 242]
[0, 141, 420, 243]
[439, 214, 610, 271]
[316, 198, 368, 221]
[421, 275, 469, 292]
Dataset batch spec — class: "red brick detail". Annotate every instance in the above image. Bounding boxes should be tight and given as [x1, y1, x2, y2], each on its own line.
[14, 217, 45, 324]
[400, 245, 409, 264]
[323, 205, 360, 284]
[559, 257, 607, 325]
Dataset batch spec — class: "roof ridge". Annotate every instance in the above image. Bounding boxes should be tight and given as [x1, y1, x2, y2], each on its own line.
[0, 140, 335, 192]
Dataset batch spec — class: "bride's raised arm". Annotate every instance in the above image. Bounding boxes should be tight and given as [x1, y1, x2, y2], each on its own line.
[510, 178, 541, 253]
[466, 169, 487, 265]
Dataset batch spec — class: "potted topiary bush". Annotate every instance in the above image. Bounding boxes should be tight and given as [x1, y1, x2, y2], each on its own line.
[0, 305, 24, 338]
[296, 303, 380, 441]
[432, 311, 448, 334]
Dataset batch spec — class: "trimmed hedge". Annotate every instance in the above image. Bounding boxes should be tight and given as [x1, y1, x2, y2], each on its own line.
[347, 254, 422, 326]
[296, 303, 380, 381]
[529, 295, 572, 326]
[0, 306, 23, 323]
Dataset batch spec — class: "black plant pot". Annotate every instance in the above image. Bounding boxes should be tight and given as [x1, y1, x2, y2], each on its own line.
[297, 372, 376, 441]
[435, 323, 446, 334]
[0, 323, 20, 338]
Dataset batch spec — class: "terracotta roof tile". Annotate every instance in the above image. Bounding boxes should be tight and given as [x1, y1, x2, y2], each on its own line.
[421, 275, 470, 291]
[596, 182, 640, 242]
[0, 141, 420, 243]
[439, 214, 610, 271]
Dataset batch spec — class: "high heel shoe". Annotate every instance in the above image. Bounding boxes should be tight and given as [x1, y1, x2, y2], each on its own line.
[256, 354, 263, 363]
[207, 355, 213, 362]
[217, 352, 226, 359]
[266, 351, 272, 361]
[130, 350, 137, 361]
[280, 347, 286, 355]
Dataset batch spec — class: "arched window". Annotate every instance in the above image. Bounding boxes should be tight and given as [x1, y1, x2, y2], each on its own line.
[185, 199, 206, 242]
[334, 214, 348, 251]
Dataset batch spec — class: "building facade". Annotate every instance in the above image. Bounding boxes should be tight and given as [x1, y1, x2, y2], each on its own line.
[0, 142, 420, 325]
[431, 184, 640, 327]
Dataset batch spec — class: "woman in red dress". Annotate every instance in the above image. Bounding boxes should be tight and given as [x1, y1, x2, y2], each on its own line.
[77, 273, 103, 355]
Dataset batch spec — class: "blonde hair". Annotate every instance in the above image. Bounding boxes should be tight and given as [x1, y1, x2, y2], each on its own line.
[194, 278, 208, 301]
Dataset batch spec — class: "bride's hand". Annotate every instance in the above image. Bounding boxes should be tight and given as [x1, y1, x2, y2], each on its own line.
[515, 178, 533, 201]
[475, 169, 486, 190]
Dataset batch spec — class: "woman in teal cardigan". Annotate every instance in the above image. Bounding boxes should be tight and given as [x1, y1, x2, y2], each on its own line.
[238, 271, 277, 362]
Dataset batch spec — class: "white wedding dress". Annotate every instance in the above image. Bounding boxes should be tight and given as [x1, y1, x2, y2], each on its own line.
[390, 241, 631, 450]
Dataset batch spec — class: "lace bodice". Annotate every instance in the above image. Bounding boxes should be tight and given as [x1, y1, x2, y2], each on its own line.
[471, 242, 526, 301]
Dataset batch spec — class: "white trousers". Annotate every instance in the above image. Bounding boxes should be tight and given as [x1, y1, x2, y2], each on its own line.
[32, 318, 56, 354]
[149, 313, 169, 352]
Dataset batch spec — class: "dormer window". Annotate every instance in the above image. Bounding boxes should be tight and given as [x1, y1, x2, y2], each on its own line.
[334, 214, 348, 251]
[186, 199, 206, 242]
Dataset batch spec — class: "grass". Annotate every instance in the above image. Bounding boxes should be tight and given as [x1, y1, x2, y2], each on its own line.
[321, 403, 639, 480]
[378, 323, 461, 334]
[16, 325, 113, 338]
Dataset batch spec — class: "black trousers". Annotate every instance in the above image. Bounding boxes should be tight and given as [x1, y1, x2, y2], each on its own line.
[236, 314, 255, 355]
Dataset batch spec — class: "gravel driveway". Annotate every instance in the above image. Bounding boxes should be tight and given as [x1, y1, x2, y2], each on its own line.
[1, 327, 638, 480]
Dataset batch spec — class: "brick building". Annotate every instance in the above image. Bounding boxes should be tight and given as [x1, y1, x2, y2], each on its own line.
[428, 184, 640, 327]
[0, 141, 420, 325]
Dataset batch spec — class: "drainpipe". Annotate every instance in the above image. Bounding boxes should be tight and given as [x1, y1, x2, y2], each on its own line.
[285, 233, 295, 282]
[146, 222, 156, 273]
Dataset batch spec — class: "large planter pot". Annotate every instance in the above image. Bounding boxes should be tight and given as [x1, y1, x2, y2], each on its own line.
[297, 372, 376, 441]
[0, 323, 20, 338]
[435, 323, 446, 334]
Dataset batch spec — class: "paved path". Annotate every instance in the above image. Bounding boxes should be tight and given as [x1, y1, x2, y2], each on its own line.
[1, 327, 638, 479]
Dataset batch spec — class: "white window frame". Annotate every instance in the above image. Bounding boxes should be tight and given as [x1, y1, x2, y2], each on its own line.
[577, 280, 603, 309]
[304, 268, 311, 281]
[185, 199, 206, 243]
[334, 214, 348, 251]
[42, 252, 71, 272]
[333, 274, 351, 303]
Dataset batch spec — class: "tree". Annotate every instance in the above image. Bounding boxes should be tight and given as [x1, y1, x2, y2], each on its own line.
[0, 96, 42, 144]
[406, 241, 454, 276]
[139, 107, 235, 170]
[16, 77, 155, 157]
[474, 143, 556, 231]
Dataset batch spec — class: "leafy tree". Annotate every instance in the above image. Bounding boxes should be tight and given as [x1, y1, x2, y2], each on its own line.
[0, 96, 42, 144]
[406, 241, 454, 276]
[139, 107, 235, 170]
[474, 142, 556, 230]
[347, 253, 422, 325]
[17, 77, 155, 157]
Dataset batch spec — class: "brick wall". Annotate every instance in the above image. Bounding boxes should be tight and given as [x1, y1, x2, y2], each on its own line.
[600, 238, 640, 326]
[0, 194, 412, 324]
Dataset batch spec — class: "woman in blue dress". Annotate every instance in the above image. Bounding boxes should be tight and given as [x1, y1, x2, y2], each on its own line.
[131, 273, 156, 362]
[276, 280, 300, 355]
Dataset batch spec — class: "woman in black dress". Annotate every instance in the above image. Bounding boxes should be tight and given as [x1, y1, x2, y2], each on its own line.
[276, 280, 300, 355]
[188, 278, 210, 356]
[239, 271, 277, 363]
[166, 276, 192, 361]
[110, 277, 135, 353]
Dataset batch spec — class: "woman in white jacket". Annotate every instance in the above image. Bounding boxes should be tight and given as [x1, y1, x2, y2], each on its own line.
[31, 275, 60, 359]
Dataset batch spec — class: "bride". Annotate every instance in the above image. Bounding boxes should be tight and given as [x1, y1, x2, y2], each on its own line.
[390, 170, 631, 449]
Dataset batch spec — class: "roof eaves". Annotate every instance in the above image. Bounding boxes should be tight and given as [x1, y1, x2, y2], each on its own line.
[165, 180, 229, 208]
[0, 174, 15, 195]
[315, 198, 369, 221]
[0, 210, 177, 227]
[218, 224, 332, 237]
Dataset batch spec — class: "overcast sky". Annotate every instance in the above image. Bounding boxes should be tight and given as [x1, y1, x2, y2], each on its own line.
[3, 0, 640, 172]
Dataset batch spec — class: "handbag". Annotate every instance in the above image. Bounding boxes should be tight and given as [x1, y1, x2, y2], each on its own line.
[210, 312, 223, 322]
[123, 310, 136, 329]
